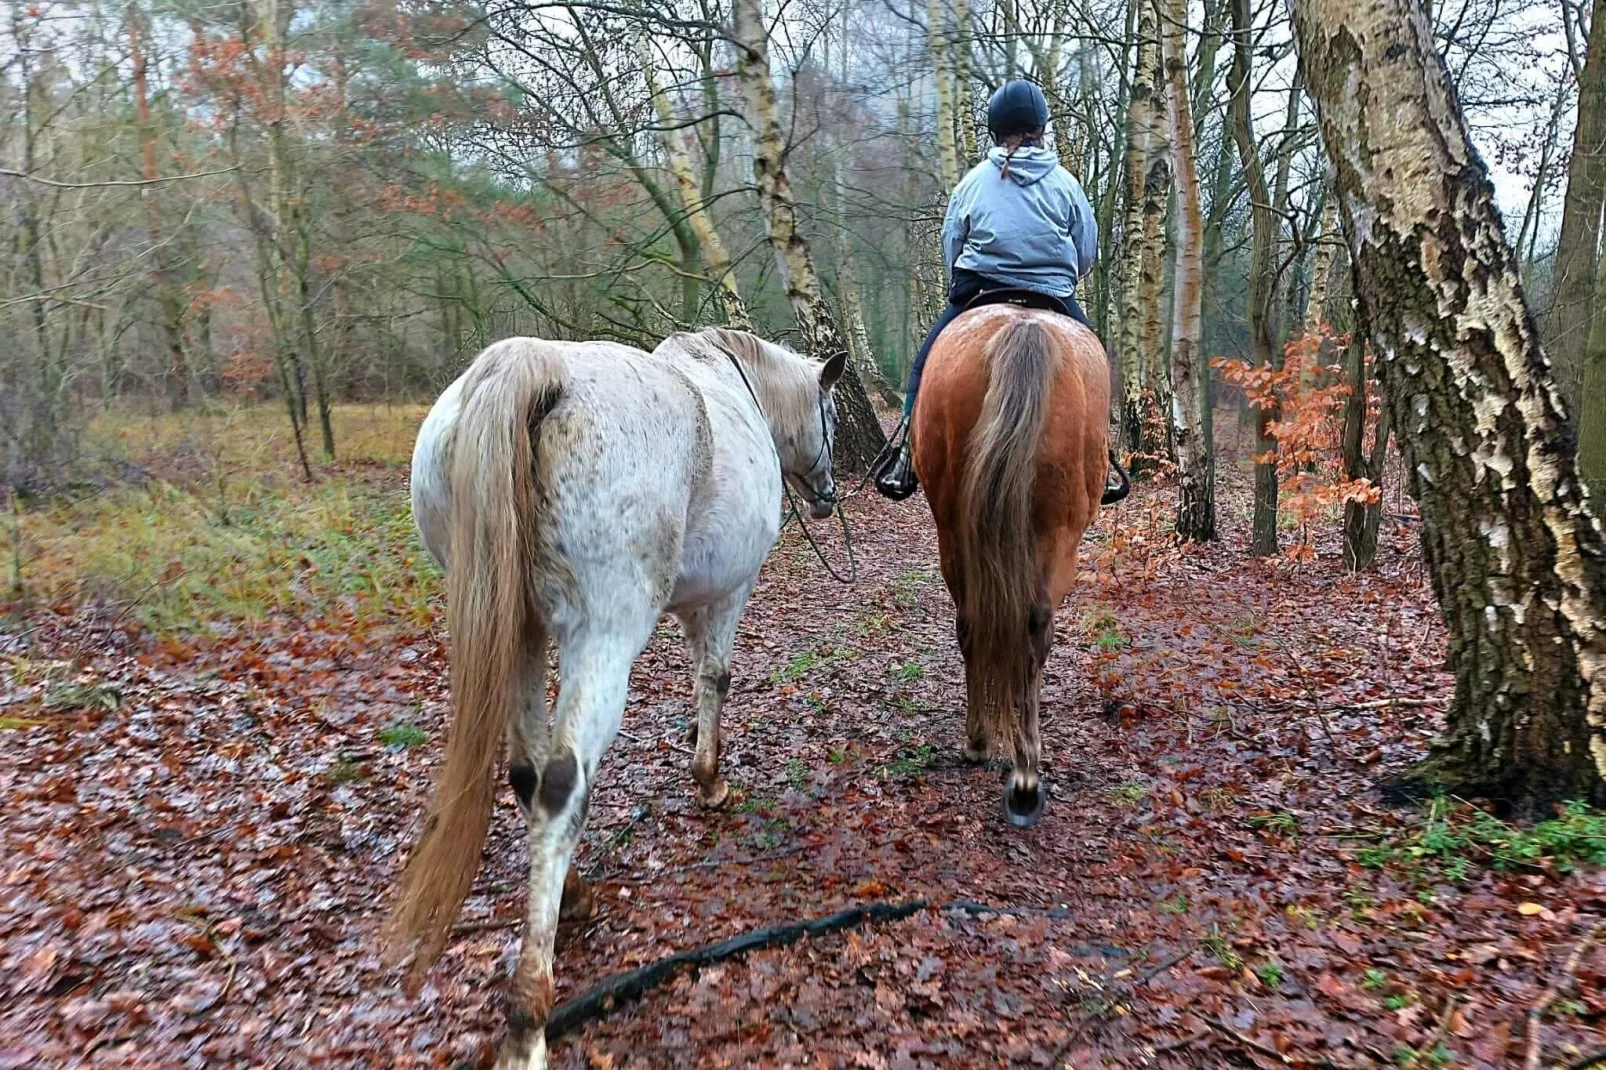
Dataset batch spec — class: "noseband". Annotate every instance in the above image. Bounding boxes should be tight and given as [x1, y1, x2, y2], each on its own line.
[721, 348, 856, 583]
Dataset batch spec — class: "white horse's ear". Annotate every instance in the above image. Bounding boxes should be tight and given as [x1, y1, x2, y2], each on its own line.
[820, 351, 847, 389]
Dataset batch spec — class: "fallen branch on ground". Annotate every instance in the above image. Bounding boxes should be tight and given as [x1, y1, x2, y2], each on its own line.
[545, 899, 927, 1039]
[544, 896, 1111, 1041]
[1525, 917, 1606, 1070]
[1050, 944, 1196, 1067]
[1201, 1015, 1367, 1069]
[1563, 1045, 1606, 1070]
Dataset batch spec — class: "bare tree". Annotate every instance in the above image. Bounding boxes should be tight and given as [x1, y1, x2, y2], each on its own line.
[732, 0, 886, 468]
[1163, 0, 1213, 540]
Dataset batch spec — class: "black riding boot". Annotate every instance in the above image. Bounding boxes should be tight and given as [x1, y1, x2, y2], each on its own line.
[875, 418, 919, 501]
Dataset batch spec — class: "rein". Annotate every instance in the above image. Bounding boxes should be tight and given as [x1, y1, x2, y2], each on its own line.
[721, 350, 859, 584]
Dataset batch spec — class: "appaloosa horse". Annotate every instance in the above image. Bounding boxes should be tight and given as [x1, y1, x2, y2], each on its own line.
[391, 327, 844, 1069]
[911, 300, 1118, 827]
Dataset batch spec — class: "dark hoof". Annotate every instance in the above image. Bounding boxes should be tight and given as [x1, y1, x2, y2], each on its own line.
[1004, 780, 1045, 828]
[962, 742, 988, 765]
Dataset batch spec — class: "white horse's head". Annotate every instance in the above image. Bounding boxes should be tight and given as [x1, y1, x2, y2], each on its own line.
[702, 328, 846, 519]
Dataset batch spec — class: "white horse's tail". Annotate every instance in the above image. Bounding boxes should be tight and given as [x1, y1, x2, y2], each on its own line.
[385, 341, 564, 985]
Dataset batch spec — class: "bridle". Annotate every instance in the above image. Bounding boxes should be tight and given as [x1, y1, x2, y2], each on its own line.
[723, 350, 858, 583]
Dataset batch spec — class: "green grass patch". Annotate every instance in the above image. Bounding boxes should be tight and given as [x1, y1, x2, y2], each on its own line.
[43, 680, 122, 714]
[1357, 797, 1606, 881]
[1255, 962, 1285, 989]
[772, 649, 829, 685]
[1247, 811, 1300, 839]
[892, 660, 923, 682]
[1108, 781, 1148, 808]
[379, 721, 428, 748]
[882, 742, 936, 778]
[11, 404, 436, 637]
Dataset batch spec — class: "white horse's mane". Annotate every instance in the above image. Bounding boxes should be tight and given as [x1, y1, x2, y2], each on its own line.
[669, 327, 822, 432]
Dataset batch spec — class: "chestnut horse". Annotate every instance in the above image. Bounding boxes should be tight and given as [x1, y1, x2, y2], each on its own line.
[912, 301, 1115, 827]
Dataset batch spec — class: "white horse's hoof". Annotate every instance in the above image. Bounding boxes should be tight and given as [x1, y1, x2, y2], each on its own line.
[495, 1031, 546, 1070]
[696, 778, 730, 809]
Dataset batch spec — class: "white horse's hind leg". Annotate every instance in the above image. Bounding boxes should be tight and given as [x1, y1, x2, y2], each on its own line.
[498, 629, 645, 1070]
[676, 586, 751, 809]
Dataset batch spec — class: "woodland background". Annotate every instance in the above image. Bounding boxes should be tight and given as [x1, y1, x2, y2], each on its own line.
[5, 0, 1606, 1065]
[1, 0, 1599, 516]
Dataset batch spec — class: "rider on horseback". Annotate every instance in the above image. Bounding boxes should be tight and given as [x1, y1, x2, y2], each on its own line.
[876, 78, 1099, 501]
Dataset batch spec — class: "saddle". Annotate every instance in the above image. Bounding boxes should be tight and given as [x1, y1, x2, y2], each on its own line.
[960, 287, 1129, 505]
[963, 287, 1074, 318]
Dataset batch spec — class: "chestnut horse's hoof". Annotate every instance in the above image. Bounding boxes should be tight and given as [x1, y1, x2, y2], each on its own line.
[1004, 779, 1045, 827]
[962, 741, 988, 765]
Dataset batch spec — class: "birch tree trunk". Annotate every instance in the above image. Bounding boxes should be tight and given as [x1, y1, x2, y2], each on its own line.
[1115, 0, 1155, 454]
[641, 35, 751, 330]
[1578, 213, 1606, 505]
[733, 0, 886, 468]
[953, 0, 977, 165]
[1548, 0, 1606, 411]
[1163, 0, 1213, 540]
[1293, 0, 1606, 808]
[1118, 0, 1169, 463]
[1229, 0, 1280, 556]
[927, 0, 960, 189]
[1302, 197, 1339, 336]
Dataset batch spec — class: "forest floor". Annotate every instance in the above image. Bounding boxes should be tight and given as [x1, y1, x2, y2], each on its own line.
[2, 404, 1604, 1069]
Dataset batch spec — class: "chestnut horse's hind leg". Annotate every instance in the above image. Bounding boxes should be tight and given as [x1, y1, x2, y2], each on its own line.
[956, 615, 989, 763]
[1003, 599, 1054, 827]
[676, 586, 751, 809]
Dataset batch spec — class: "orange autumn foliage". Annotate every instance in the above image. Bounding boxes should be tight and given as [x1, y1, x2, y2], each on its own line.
[1214, 323, 1381, 557]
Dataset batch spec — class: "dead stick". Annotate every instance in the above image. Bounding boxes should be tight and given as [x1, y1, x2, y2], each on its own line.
[1562, 1045, 1606, 1070]
[452, 916, 522, 935]
[1402, 993, 1456, 1069]
[544, 899, 928, 1040]
[1524, 918, 1606, 1070]
[1149, 1027, 1209, 1054]
[1051, 945, 1196, 1067]
[1201, 1015, 1367, 1069]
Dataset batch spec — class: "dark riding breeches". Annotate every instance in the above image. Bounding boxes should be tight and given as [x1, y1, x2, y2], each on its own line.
[900, 269, 1092, 417]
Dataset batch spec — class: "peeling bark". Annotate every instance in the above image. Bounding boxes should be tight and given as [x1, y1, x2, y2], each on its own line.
[733, 0, 886, 469]
[1293, 0, 1606, 808]
[641, 35, 751, 330]
[1164, 0, 1213, 541]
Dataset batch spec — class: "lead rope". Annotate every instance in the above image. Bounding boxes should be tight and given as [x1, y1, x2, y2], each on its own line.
[723, 351, 859, 584]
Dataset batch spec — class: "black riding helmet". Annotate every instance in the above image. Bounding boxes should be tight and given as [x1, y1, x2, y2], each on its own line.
[986, 79, 1050, 141]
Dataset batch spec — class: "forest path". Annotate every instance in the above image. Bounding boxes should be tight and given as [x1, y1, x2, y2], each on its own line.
[2, 466, 1602, 1069]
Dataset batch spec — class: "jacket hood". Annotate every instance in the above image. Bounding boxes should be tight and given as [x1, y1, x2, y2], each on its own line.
[986, 145, 1059, 186]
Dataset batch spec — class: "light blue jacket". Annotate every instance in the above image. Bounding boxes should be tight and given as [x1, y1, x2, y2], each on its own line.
[942, 146, 1098, 299]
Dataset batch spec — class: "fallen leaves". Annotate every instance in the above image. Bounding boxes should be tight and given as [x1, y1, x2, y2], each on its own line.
[1, 451, 1601, 1069]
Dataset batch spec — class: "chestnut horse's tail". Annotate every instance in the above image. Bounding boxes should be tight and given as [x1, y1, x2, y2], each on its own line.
[384, 342, 560, 986]
[956, 315, 1054, 756]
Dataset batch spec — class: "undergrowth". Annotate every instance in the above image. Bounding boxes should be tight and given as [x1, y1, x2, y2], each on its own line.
[1357, 797, 1606, 881]
[7, 404, 436, 635]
